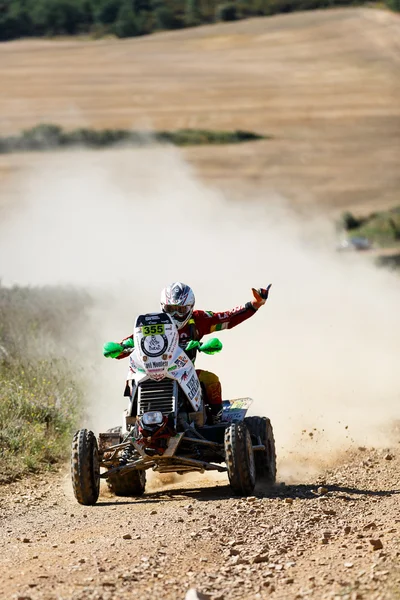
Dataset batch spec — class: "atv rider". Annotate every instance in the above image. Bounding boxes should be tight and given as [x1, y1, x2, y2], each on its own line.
[108, 282, 272, 421]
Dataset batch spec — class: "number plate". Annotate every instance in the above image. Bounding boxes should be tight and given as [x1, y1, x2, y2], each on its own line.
[142, 324, 165, 336]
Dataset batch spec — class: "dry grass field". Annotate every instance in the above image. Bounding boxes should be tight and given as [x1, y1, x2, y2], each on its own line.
[0, 7, 399, 212]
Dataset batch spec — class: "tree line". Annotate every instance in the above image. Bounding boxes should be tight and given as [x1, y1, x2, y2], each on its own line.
[0, 123, 265, 152]
[0, 0, 398, 42]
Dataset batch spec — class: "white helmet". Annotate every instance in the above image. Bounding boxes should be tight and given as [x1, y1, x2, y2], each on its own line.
[160, 282, 195, 330]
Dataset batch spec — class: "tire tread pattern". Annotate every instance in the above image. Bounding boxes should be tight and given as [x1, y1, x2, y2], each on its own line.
[107, 469, 146, 497]
[244, 416, 276, 484]
[225, 422, 255, 496]
[71, 429, 100, 506]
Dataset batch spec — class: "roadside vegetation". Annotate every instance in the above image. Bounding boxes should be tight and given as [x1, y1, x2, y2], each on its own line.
[0, 124, 265, 154]
[340, 206, 400, 248]
[0, 285, 89, 483]
[339, 206, 400, 271]
[2, 0, 397, 42]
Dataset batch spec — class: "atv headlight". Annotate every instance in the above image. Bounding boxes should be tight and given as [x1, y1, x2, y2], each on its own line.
[141, 411, 163, 426]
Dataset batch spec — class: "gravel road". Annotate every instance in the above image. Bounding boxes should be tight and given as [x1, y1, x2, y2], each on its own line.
[0, 446, 399, 600]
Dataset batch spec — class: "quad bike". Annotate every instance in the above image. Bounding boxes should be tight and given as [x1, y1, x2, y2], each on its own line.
[71, 312, 276, 505]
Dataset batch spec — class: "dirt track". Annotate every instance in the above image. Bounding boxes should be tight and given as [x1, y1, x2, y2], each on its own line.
[0, 446, 399, 600]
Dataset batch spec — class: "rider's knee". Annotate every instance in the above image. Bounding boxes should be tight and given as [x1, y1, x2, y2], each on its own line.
[197, 370, 222, 406]
[197, 370, 220, 386]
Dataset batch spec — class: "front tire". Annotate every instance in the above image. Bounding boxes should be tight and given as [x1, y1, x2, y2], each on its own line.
[225, 422, 256, 496]
[245, 416, 276, 485]
[71, 429, 100, 505]
[107, 469, 146, 497]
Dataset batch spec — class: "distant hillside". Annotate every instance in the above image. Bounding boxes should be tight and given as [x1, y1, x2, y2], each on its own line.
[2, 0, 393, 42]
[1, 8, 399, 214]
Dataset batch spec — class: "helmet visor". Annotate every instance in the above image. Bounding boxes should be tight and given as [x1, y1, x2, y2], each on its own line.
[163, 304, 190, 318]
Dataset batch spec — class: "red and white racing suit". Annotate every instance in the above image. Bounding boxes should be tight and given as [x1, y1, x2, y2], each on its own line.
[118, 302, 258, 412]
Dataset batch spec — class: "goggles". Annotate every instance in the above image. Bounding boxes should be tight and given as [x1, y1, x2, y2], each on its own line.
[164, 304, 190, 317]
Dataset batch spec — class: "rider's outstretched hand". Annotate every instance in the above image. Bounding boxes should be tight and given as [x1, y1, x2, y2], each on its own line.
[251, 285, 272, 309]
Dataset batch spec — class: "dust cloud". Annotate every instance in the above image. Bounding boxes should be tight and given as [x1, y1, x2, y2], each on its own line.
[0, 147, 399, 479]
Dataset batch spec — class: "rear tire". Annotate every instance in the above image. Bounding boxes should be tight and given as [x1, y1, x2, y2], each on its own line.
[107, 470, 146, 497]
[71, 429, 100, 506]
[245, 416, 276, 485]
[225, 422, 256, 496]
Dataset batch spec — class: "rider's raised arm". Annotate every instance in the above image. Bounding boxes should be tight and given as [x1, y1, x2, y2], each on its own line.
[196, 304, 256, 335]
[196, 286, 272, 336]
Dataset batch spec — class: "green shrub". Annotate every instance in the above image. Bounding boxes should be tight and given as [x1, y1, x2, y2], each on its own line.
[30, 0, 87, 36]
[0, 124, 266, 153]
[0, 360, 81, 481]
[92, 0, 121, 24]
[155, 5, 180, 29]
[0, 284, 88, 483]
[341, 211, 363, 231]
[184, 0, 202, 25]
[67, 127, 129, 145]
[385, 0, 400, 10]
[4, 1, 34, 38]
[89, 22, 109, 38]
[236, 0, 258, 16]
[339, 206, 400, 249]
[356, 210, 400, 247]
[22, 124, 64, 148]
[215, 1, 238, 20]
[113, 3, 139, 37]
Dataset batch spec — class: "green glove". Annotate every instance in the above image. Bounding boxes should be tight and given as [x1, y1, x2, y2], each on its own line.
[200, 338, 223, 355]
[121, 338, 134, 349]
[185, 338, 223, 355]
[185, 340, 201, 352]
[103, 337, 134, 358]
[103, 341, 125, 359]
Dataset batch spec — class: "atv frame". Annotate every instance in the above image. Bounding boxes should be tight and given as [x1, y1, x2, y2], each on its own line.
[71, 414, 276, 506]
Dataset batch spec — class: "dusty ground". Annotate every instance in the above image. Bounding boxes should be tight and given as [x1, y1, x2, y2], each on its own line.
[0, 446, 399, 600]
[1, 8, 399, 213]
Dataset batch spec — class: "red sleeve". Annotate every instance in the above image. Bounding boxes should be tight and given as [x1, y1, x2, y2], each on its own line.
[194, 303, 258, 338]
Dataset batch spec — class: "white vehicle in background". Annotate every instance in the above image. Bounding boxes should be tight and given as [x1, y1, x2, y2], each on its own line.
[71, 311, 276, 505]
